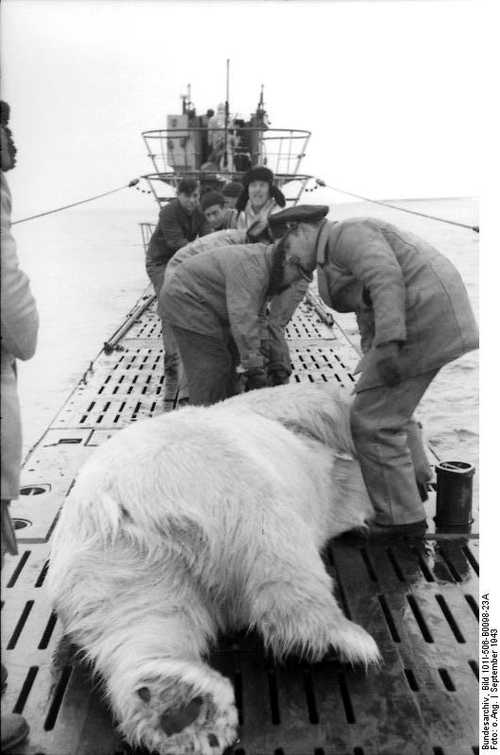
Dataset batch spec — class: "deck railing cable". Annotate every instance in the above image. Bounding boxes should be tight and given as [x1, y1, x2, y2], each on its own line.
[12, 180, 140, 225]
[314, 179, 479, 233]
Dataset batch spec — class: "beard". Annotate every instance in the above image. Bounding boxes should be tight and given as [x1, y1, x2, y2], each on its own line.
[266, 240, 291, 296]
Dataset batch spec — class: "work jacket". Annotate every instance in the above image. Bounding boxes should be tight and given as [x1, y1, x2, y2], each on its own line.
[146, 199, 210, 273]
[164, 229, 247, 285]
[315, 217, 479, 392]
[220, 207, 239, 230]
[162, 243, 277, 372]
[1, 173, 39, 499]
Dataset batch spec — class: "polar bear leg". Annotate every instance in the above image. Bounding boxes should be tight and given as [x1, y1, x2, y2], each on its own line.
[105, 603, 238, 754]
[245, 530, 380, 667]
[119, 660, 238, 755]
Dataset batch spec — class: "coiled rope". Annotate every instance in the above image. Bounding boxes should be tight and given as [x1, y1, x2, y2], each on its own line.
[313, 179, 479, 234]
[12, 179, 140, 226]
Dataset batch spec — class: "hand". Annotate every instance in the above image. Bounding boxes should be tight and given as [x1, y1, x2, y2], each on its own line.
[376, 341, 402, 386]
[268, 368, 290, 386]
[245, 369, 269, 391]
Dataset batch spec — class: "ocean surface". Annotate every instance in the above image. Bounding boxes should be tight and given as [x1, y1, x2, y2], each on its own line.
[14, 197, 479, 496]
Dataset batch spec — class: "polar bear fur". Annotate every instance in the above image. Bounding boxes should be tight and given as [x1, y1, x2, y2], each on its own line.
[47, 381, 379, 755]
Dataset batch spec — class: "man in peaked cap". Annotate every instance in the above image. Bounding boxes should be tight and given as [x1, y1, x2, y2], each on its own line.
[160, 205, 329, 406]
[269, 211, 479, 539]
[263, 205, 331, 383]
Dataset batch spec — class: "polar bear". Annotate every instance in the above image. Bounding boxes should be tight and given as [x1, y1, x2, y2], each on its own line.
[47, 381, 379, 755]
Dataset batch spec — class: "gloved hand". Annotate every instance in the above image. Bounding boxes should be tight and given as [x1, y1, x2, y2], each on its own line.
[245, 368, 269, 391]
[268, 368, 290, 386]
[376, 341, 402, 386]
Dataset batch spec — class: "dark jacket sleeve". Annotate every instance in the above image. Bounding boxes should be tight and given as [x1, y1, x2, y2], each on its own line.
[197, 212, 211, 238]
[159, 202, 190, 255]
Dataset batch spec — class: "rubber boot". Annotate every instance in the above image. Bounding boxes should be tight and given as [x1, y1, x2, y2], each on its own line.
[1, 713, 30, 752]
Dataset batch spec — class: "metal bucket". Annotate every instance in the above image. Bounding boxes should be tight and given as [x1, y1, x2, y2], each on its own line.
[434, 461, 475, 531]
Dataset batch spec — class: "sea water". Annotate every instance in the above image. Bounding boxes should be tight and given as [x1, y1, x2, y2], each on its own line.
[14, 198, 479, 492]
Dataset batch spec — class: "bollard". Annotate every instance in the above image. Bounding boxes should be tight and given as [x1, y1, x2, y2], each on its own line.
[434, 461, 475, 531]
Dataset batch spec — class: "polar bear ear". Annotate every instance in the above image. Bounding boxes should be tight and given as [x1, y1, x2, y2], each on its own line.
[159, 696, 203, 735]
[136, 686, 151, 703]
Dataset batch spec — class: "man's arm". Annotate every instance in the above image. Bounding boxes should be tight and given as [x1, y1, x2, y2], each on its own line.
[335, 222, 407, 346]
[223, 254, 268, 372]
[1, 179, 39, 360]
[198, 212, 212, 237]
[159, 202, 190, 254]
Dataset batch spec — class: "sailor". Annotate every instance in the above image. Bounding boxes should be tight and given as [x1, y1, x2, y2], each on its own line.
[163, 228, 249, 286]
[200, 190, 239, 231]
[267, 209, 479, 538]
[235, 166, 286, 230]
[160, 205, 329, 406]
[221, 180, 244, 209]
[160, 222, 270, 396]
[1, 100, 37, 753]
[145, 178, 210, 395]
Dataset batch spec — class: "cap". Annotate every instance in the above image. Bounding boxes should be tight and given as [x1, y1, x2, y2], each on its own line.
[201, 190, 225, 210]
[235, 165, 286, 212]
[242, 166, 274, 187]
[222, 181, 244, 198]
[268, 205, 330, 238]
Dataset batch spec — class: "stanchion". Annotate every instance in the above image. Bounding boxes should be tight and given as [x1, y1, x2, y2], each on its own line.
[434, 461, 475, 532]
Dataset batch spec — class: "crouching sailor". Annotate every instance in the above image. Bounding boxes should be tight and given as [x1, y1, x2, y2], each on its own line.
[269, 209, 479, 539]
[159, 205, 329, 406]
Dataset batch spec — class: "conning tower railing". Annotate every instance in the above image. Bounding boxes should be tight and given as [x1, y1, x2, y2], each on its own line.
[141, 171, 314, 209]
[142, 127, 311, 178]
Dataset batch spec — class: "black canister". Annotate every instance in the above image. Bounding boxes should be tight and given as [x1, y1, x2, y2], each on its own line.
[434, 461, 475, 531]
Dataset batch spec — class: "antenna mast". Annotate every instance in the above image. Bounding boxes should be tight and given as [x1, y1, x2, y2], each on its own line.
[223, 59, 230, 169]
[181, 84, 192, 115]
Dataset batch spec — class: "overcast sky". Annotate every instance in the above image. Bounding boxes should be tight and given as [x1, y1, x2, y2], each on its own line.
[0, 0, 487, 218]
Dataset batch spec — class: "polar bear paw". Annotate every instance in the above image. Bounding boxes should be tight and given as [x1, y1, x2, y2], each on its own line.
[120, 664, 239, 755]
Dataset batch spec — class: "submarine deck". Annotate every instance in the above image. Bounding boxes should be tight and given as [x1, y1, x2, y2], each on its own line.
[1, 291, 479, 755]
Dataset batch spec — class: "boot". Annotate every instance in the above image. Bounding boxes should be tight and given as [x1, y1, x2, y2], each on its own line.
[163, 367, 179, 401]
[1, 713, 30, 752]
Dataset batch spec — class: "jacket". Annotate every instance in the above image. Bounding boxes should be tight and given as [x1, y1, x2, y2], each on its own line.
[161, 243, 276, 372]
[146, 199, 210, 272]
[315, 217, 478, 392]
[164, 229, 247, 285]
[1, 173, 39, 498]
[215, 208, 239, 230]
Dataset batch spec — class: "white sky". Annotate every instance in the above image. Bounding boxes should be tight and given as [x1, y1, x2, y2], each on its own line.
[0, 0, 488, 217]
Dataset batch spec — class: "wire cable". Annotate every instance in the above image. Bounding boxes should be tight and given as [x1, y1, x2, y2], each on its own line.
[314, 179, 479, 233]
[12, 179, 140, 225]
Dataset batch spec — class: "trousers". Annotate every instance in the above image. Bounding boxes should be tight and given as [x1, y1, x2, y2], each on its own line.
[146, 263, 187, 394]
[350, 369, 439, 525]
[170, 326, 242, 406]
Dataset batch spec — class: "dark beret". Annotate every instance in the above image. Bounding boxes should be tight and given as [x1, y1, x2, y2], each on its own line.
[268, 205, 330, 238]
[222, 181, 244, 198]
[200, 190, 225, 210]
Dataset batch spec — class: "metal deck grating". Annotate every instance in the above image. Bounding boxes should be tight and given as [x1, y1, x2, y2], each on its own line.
[2, 294, 479, 754]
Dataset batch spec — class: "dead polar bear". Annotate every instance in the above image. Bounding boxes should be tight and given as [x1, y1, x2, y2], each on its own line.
[47, 381, 380, 755]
